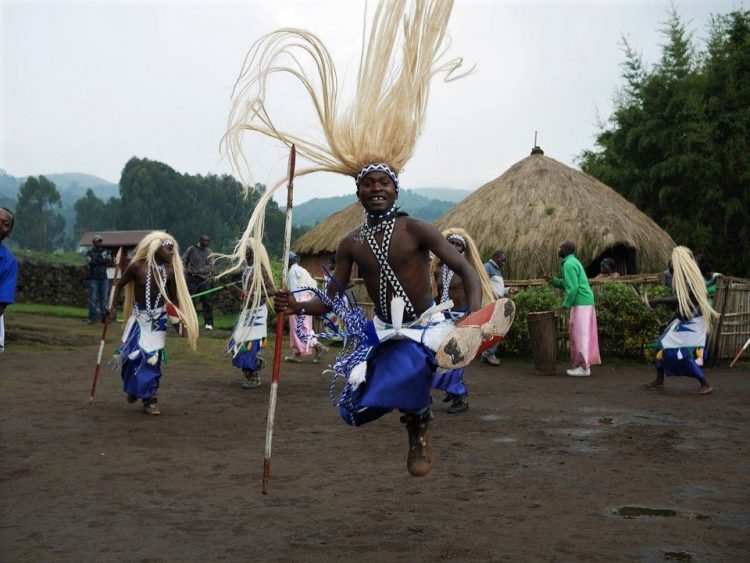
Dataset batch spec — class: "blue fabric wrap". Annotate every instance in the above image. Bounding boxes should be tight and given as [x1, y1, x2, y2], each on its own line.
[120, 322, 162, 399]
[232, 339, 261, 371]
[656, 348, 706, 381]
[338, 338, 436, 426]
[432, 368, 467, 396]
[0, 243, 19, 304]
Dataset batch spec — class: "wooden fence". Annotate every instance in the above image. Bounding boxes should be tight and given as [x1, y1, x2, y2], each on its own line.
[707, 277, 750, 364]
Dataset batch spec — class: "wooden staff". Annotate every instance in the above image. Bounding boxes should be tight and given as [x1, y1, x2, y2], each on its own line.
[89, 247, 126, 402]
[730, 336, 750, 368]
[263, 144, 296, 495]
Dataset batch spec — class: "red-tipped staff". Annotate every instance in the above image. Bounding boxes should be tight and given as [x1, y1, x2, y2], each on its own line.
[730, 336, 750, 368]
[263, 144, 296, 495]
[90, 247, 127, 402]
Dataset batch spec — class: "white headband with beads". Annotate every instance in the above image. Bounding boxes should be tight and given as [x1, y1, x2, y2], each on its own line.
[355, 163, 400, 193]
[447, 234, 466, 249]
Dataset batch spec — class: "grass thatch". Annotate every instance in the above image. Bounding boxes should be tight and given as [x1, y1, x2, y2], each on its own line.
[435, 153, 676, 279]
[293, 202, 365, 255]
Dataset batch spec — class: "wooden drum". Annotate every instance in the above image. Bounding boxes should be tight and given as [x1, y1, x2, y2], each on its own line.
[527, 311, 557, 375]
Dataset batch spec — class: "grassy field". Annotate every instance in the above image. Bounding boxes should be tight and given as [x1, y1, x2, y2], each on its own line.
[12, 303, 238, 331]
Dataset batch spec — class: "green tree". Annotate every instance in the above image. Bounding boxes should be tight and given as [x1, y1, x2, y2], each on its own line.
[114, 157, 298, 257]
[14, 176, 66, 252]
[73, 189, 120, 240]
[702, 10, 750, 275]
[579, 7, 750, 276]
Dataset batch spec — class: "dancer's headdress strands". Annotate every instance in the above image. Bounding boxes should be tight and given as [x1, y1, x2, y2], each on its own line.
[671, 246, 718, 330]
[222, 0, 470, 313]
[122, 231, 199, 350]
[440, 228, 496, 305]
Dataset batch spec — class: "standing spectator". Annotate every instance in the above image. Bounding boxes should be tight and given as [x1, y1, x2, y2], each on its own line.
[86, 235, 113, 324]
[285, 252, 327, 362]
[0, 207, 18, 353]
[595, 257, 621, 279]
[183, 235, 215, 330]
[543, 240, 601, 377]
[480, 250, 517, 365]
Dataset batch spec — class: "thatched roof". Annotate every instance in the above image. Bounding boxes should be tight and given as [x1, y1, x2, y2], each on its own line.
[293, 202, 365, 255]
[435, 152, 675, 279]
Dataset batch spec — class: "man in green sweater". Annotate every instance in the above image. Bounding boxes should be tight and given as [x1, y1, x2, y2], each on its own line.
[544, 241, 601, 376]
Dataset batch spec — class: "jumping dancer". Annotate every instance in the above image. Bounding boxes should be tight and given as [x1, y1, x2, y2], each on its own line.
[223, 1, 484, 476]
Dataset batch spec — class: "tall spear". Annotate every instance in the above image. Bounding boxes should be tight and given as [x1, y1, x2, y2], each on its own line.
[263, 144, 296, 495]
[89, 247, 127, 402]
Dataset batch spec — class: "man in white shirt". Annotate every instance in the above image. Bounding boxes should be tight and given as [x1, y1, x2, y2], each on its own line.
[481, 250, 517, 365]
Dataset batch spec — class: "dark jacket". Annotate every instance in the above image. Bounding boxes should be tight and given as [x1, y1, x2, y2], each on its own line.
[183, 245, 214, 279]
[86, 247, 112, 280]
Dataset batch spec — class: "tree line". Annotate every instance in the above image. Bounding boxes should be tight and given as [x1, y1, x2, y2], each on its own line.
[11, 157, 307, 258]
[578, 8, 750, 277]
[9, 8, 749, 276]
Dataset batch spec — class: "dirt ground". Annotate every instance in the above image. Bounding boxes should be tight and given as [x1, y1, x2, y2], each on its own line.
[1, 312, 748, 562]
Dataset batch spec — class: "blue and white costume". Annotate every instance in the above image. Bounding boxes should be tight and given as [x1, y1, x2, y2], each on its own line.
[431, 263, 468, 397]
[653, 313, 708, 382]
[116, 264, 168, 399]
[227, 266, 268, 372]
[295, 213, 456, 426]
[338, 300, 454, 426]
[119, 307, 168, 399]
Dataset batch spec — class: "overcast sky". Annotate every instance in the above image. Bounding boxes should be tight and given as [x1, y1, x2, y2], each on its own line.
[1, 0, 741, 204]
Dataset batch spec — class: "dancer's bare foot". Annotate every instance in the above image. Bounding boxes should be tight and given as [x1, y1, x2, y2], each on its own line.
[642, 381, 665, 390]
[691, 386, 713, 395]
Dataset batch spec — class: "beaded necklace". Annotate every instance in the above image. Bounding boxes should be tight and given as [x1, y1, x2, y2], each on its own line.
[358, 215, 415, 321]
[134, 263, 167, 318]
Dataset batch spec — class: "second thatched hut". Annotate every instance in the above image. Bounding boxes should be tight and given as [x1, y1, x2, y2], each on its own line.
[435, 148, 676, 279]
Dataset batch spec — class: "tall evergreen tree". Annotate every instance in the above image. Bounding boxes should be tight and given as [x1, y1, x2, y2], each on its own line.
[14, 176, 66, 252]
[73, 188, 119, 238]
[579, 7, 750, 276]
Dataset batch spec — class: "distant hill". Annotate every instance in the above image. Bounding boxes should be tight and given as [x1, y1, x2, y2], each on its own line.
[293, 188, 456, 227]
[411, 187, 471, 203]
[0, 170, 119, 202]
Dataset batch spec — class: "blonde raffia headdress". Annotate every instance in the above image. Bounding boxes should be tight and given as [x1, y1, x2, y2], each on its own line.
[221, 0, 470, 313]
[671, 246, 718, 330]
[122, 231, 199, 350]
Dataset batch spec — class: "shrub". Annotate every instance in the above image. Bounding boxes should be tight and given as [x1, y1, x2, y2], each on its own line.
[500, 281, 671, 360]
[595, 282, 662, 359]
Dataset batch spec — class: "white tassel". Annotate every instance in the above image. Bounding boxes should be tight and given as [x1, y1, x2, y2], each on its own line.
[349, 361, 368, 390]
[391, 297, 405, 334]
[146, 352, 159, 366]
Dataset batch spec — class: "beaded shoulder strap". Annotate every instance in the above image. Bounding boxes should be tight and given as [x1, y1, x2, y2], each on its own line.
[440, 264, 454, 304]
[359, 216, 415, 321]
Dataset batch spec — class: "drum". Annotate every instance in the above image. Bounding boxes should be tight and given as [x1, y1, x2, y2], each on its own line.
[527, 311, 557, 375]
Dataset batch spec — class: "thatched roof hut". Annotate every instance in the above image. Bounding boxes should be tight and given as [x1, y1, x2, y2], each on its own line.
[435, 149, 676, 279]
[293, 202, 365, 276]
